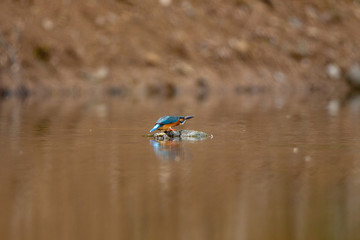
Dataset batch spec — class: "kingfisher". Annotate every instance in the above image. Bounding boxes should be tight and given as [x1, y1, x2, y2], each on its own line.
[150, 115, 194, 132]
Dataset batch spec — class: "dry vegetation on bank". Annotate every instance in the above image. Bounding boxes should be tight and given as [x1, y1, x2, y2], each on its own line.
[1, 0, 360, 98]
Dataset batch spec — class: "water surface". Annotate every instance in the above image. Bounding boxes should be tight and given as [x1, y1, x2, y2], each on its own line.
[1, 94, 360, 240]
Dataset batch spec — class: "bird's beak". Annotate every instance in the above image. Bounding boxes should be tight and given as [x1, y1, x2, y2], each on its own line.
[185, 115, 194, 120]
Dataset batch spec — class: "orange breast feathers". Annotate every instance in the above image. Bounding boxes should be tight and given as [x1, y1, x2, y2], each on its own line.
[157, 120, 180, 130]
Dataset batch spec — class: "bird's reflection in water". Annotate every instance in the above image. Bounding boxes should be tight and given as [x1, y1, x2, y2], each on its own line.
[150, 139, 184, 161]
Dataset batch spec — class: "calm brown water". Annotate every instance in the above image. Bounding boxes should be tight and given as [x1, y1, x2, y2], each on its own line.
[1, 94, 360, 240]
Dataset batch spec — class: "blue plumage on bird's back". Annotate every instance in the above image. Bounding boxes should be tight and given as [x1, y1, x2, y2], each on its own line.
[156, 116, 179, 125]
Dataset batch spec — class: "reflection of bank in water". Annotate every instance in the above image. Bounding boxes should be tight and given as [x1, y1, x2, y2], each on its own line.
[149, 130, 211, 161]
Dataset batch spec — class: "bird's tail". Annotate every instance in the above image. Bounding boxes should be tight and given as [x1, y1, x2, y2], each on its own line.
[150, 124, 161, 132]
[185, 115, 194, 120]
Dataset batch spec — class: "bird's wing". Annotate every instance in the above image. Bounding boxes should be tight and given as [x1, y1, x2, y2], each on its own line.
[156, 116, 179, 124]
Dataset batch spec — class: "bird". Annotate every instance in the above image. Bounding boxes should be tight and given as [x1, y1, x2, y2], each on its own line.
[149, 115, 194, 132]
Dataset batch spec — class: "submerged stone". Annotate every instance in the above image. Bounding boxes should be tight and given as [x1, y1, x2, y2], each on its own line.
[145, 129, 209, 141]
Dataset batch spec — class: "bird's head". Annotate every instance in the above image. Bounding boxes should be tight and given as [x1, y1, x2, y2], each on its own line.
[179, 115, 194, 124]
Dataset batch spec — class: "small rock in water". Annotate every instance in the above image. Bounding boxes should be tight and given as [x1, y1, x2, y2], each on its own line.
[179, 130, 208, 138]
[147, 130, 209, 141]
[346, 63, 360, 90]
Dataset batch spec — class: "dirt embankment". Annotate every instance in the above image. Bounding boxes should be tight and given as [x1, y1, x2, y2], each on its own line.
[1, 0, 360, 98]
